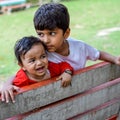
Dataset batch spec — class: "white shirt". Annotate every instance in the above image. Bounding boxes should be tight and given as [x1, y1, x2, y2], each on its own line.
[47, 37, 100, 71]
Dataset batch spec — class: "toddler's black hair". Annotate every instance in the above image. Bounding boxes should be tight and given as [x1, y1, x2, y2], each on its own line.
[14, 36, 46, 64]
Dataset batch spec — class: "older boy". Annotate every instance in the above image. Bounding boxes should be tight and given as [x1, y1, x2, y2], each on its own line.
[34, 3, 120, 70]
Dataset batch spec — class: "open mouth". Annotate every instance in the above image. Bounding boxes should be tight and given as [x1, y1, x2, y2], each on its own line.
[36, 66, 45, 73]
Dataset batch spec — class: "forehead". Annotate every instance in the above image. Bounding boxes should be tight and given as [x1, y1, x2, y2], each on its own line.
[22, 43, 45, 58]
[36, 28, 63, 33]
[28, 43, 45, 53]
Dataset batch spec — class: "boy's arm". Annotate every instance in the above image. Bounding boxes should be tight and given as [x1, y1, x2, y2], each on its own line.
[0, 75, 19, 103]
[99, 51, 120, 65]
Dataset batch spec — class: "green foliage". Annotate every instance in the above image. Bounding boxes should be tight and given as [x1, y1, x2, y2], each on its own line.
[26, 0, 38, 4]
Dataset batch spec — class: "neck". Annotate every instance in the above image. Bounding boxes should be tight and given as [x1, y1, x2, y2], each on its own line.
[56, 40, 69, 56]
[26, 70, 50, 82]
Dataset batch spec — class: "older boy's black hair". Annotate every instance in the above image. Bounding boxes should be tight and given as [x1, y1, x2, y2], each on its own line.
[14, 36, 46, 64]
[33, 3, 70, 33]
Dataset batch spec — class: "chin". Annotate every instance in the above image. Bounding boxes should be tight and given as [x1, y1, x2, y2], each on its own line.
[39, 72, 46, 76]
[47, 48, 55, 52]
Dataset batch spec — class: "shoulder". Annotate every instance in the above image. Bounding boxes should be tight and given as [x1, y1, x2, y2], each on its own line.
[48, 61, 59, 66]
[48, 61, 61, 77]
[16, 69, 26, 76]
[67, 37, 85, 45]
[67, 37, 87, 50]
[13, 69, 28, 87]
[67, 37, 97, 49]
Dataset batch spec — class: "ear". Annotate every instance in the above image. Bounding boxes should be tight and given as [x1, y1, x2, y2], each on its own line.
[18, 62, 26, 71]
[64, 28, 70, 39]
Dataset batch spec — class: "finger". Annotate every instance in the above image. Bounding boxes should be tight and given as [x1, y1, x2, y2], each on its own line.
[8, 90, 15, 103]
[4, 91, 9, 103]
[64, 82, 69, 87]
[56, 76, 62, 81]
[13, 86, 20, 92]
[1, 91, 5, 102]
[61, 81, 67, 87]
[62, 81, 71, 87]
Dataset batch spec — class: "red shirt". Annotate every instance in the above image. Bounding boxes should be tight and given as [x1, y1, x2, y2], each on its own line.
[13, 61, 73, 87]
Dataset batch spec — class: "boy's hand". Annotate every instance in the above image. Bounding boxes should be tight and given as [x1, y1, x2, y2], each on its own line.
[0, 83, 19, 103]
[114, 56, 120, 65]
[99, 51, 120, 65]
[56, 72, 72, 87]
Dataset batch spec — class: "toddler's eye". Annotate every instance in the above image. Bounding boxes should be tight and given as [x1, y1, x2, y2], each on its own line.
[29, 59, 35, 63]
[41, 54, 47, 59]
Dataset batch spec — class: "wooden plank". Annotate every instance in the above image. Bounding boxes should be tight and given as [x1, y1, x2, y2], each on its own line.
[0, 62, 120, 119]
[8, 81, 120, 120]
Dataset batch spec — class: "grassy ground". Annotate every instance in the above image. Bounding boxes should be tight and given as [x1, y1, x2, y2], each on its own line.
[0, 0, 120, 79]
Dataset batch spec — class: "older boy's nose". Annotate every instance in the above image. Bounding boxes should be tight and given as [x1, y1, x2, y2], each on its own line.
[43, 36, 50, 44]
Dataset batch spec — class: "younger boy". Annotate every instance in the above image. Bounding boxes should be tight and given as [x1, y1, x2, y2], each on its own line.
[0, 36, 73, 103]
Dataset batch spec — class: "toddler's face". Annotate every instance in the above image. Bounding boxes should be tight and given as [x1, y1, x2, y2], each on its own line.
[20, 43, 48, 80]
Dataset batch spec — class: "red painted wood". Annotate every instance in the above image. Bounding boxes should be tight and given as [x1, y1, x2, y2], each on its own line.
[106, 115, 118, 120]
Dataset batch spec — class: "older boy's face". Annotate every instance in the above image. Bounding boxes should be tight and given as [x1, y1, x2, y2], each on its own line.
[36, 28, 70, 53]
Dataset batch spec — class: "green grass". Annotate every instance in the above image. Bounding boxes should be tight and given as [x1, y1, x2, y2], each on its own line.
[0, 0, 120, 79]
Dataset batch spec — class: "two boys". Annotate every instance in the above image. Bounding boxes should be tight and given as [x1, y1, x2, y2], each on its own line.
[0, 3, 120, 103]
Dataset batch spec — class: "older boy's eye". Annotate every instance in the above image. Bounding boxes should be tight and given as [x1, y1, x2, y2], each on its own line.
[38, 33, 44, 37]
[50, 32, 56, 36]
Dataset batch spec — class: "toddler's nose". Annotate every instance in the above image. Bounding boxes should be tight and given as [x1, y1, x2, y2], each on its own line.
[36, 60, 42, 65]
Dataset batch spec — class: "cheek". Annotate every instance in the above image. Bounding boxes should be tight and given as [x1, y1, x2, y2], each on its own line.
[21, 65, 27, 71]
[22, 62, 33, 70]
[56, 36, 64, 43]
[45, 59, 48, 67]
[22, 61, 28, 67]
[20, 61, 27, 70]
[39, 38, 44, 42]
